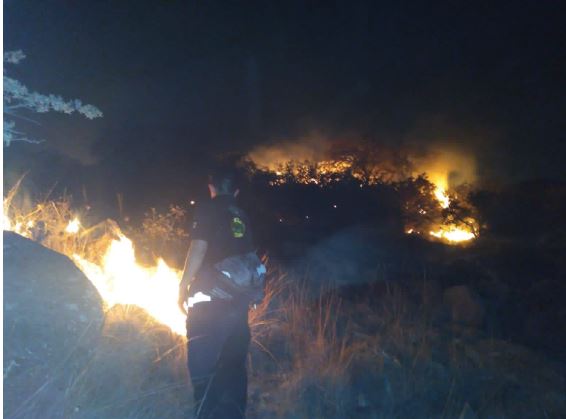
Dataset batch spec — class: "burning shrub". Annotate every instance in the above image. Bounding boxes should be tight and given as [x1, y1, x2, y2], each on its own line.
[3, 179, 97, 256]
[397, 175, 479, 243]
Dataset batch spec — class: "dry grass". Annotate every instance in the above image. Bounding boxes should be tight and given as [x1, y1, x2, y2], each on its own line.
[4, 187, 563, 417]
[247, 274, 565, 418]
[65, 305, 190, 419]
[3, 179, 108, 258]
[247, 275, 372, 418]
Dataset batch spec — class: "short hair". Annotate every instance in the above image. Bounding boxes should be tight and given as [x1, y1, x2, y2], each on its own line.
[208, 166, 239, 194]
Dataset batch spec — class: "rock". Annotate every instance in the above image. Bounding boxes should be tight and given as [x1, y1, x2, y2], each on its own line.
[443, 285, 485, 327]
[3, 231, 104, 418]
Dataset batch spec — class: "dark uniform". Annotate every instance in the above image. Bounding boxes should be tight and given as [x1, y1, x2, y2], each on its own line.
[187, 195, 254, 419]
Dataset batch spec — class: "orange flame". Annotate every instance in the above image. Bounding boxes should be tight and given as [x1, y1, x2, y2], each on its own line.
[73, 234, 185, 335]
[4, 202, 185, 335]
[65, 218, 81, 234]
[248, 147, 478, 244]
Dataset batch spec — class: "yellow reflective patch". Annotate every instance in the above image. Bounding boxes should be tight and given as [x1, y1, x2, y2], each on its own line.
[231, 217, 245, 238]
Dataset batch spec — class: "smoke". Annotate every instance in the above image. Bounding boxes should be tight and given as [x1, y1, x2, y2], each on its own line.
[246, 125, 479, 189]
[403, 115, 486, 188]
[248, 131, 334, 170]
[410, 146, 477, 190]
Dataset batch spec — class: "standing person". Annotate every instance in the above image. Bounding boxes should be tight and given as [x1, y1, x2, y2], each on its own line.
[178, 168, 260, 419]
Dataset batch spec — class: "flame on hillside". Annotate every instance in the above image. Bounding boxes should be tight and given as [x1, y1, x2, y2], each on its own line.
[429, 226, 476, 242]
[73, 234, 185, 335]
[65, 218, 81, 234]
[4, 203, 185, 335]
[247, 138, 478, 244]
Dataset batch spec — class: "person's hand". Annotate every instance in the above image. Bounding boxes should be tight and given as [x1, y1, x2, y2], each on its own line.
[178, 282, 189, 315]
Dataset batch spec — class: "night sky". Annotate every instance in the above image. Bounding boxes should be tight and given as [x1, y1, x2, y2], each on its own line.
[4, 0, 565, 209]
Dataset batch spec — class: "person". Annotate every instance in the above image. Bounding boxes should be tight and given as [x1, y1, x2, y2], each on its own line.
[178, 168, 256, 419]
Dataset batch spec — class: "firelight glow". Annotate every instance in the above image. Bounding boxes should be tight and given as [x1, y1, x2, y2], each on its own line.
[434, 187, 451, 209]
[4, 205, 186, 335]
[73, 234, 185, 335]
[429, 227, 475, 242]
[248, 151, 477, 244]
[65, 218, 81, 234]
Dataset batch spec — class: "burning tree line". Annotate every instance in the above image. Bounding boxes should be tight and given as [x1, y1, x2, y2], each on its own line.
[242, 151, 480, 244]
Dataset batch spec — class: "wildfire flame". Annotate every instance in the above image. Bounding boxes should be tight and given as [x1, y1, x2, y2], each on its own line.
[429, 226, 475, 242]
[434, 187, 451, 209]
[4, 204, 185, 335]
[249, 152, 478, 244]
[65, 218, 81, 234]
[73, 234, 185, 335]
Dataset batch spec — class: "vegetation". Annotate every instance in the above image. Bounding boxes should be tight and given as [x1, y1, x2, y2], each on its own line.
[3, 50, 102, 146]
[4, 177, 566, 418]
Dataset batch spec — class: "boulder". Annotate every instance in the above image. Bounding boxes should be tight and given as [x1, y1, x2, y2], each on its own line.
[3, 231, 104, 418]
[443, 285, 485, 327]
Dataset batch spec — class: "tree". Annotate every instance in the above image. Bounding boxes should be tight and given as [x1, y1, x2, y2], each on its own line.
[3, 50, 102, 146]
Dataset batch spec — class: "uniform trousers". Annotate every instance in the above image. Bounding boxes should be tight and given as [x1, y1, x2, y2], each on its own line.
[186, 300, 250, 419]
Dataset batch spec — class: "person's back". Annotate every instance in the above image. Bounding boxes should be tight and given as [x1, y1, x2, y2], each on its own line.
[178, 168, 257, 419]
[189, 194, 255, 302]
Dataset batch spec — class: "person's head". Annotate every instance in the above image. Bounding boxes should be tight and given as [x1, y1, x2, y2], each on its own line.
[208, 167, 240, 199]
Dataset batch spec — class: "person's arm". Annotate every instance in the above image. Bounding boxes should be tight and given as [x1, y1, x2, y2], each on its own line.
[178, 239, 208, 314]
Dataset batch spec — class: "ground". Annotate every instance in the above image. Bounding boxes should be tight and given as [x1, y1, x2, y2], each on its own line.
[3, 230, 566, 418]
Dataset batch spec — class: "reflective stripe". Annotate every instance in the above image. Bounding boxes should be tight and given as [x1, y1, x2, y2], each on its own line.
[188, 291, 212, 308]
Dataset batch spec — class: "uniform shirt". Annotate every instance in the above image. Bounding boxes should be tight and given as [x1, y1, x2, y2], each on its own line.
[191, 194, 254, 271]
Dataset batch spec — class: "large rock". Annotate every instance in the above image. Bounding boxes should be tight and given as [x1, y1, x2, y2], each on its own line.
[3, 231, 104, 418]
[443, 285, 485, 327]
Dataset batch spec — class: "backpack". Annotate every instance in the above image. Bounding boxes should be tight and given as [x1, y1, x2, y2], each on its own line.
[212, 251, 266, 304]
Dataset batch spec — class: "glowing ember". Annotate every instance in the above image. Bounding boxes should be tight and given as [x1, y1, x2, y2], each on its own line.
[73, 234, 185, 335]
[65, 218, 81, 234]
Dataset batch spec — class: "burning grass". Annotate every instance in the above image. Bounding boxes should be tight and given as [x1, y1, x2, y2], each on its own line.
[73, 233, 185, 335]
[4, 182, 561, 417]
[4, 179, 187, 334]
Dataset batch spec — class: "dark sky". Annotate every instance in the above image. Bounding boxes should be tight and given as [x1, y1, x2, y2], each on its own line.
[4, 0, 566, 207]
